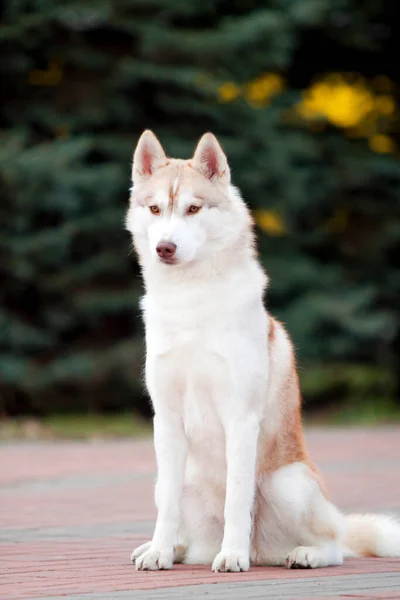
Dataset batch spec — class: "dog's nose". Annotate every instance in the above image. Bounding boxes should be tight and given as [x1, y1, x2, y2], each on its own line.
[156, 241, 177, 261]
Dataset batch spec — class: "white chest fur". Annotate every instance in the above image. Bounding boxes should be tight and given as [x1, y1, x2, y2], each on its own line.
[142, 259, 269, 437]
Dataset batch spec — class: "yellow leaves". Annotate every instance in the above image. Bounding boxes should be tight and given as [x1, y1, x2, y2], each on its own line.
[369, 135, 396, 154]
[218, 82, 241, 103]
[297, 78, 374, 128]
[374, 95, 396, 116]
[218, 71, 398, 155]
[254, 209, 286, 236]
[29, 60, 63, 86]
[295, 73, 398, 155]
[245, 74, 285, 108]
[217, 73, 285, 107]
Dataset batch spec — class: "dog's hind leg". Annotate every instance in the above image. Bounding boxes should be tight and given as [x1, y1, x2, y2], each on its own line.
[179, 484, 224, 565]
[253, 462, 345, 569]
[285, 541, 343, 569]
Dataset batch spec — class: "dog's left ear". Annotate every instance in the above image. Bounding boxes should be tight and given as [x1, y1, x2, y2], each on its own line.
[192, 133, 230, 183]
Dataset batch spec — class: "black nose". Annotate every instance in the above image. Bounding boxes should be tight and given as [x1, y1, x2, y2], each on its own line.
[156, 241, 177, 261]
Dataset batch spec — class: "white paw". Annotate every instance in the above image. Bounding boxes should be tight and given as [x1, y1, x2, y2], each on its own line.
[286, 546, 324, 569]
[131, 541, 151, 564]
[212, 551, 250, 573]
[135, 546, 174, 571]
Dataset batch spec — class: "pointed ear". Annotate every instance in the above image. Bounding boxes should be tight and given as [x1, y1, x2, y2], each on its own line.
[192, 133, 230, 182]
[132, 130, 168, 182]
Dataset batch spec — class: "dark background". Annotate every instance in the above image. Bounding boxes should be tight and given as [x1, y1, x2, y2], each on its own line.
[1, 0, 400, 424]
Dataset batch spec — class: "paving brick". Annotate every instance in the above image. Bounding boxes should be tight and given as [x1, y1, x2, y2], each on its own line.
[1, 427, 400, 600]
[12, 572, 400, 600]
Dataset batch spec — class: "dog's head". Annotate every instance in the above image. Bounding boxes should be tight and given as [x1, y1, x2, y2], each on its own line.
[126, 131, 252, 268]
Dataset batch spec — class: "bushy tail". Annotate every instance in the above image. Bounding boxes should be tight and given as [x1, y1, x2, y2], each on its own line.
[343, 514, 400, 558]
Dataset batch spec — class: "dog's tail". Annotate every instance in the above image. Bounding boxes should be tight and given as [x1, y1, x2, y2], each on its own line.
[343, 514, 400, 558]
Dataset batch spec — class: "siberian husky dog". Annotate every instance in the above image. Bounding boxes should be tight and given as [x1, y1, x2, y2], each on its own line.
[126, 131, 400, 572]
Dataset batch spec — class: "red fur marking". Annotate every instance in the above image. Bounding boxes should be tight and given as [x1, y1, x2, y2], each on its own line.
[258, 315, 329, 497]
[168, 169, 182, 211]
[268, 315, 276, 344]
[201, 145, 219, 179]
[141, 145, 155, 175]
[257, 316, 318, 476]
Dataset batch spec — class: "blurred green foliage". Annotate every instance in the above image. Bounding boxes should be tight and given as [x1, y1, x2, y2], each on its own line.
[1, 0, 400, 418]
[0, 412, 152, 440]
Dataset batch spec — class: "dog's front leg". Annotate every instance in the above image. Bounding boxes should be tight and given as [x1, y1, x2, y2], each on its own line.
[212, 413, 259, 572]
[135, 409, 187, 571]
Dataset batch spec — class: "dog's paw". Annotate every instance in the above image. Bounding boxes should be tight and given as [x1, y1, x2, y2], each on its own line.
[285, 546, 324, 569]
[131, 541, 152, 564]
[135, 546, 173, 571]
[212, 551, 250, 573]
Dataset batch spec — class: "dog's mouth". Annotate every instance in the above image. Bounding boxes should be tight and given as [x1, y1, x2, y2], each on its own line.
[159, 257, 178, 266]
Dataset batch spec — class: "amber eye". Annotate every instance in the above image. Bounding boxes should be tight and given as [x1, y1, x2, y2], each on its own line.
[187, 205, 201, 215]
[149, 205, 160, 215]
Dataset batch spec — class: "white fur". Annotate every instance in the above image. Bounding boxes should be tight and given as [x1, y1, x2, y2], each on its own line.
[252, 462, 345, 567]
[343, 514, 400, 558]
[172, 176, 179, 196]
[127, 131, 400, 572]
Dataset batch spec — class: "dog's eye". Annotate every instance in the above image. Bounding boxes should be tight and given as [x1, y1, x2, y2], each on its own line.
[149, 205, 160, 215]
[187, 205, 201, 215]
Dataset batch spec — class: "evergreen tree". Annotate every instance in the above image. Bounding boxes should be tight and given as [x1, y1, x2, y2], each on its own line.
[1, 0, 399, 417]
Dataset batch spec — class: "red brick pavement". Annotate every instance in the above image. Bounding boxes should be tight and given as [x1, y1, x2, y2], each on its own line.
[1, 428, 400, 599]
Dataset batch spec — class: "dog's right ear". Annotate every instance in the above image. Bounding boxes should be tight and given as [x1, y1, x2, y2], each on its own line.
[132, 130, 168, 183]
